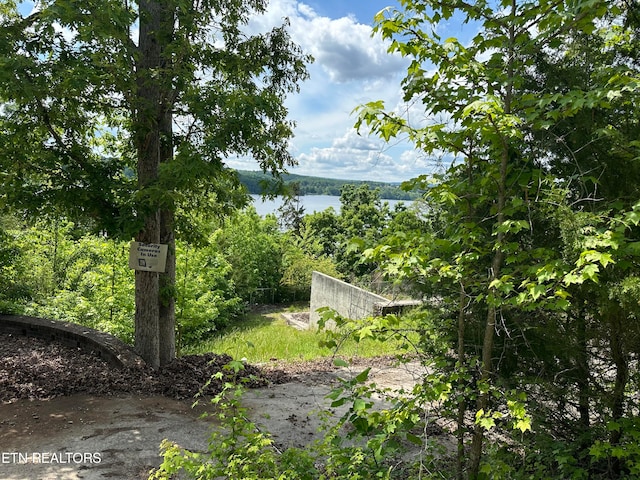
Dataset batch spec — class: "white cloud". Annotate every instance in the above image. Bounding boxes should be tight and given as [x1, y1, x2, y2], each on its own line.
[297, 2, 318, 19]
[249, 0, 407, 84]
[331, 130, 381, 151]
[293, 129, 415, 181]
[296, 16, 406, 83]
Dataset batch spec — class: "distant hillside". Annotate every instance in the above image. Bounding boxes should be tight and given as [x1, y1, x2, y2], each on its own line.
[236, 170, 420, 201]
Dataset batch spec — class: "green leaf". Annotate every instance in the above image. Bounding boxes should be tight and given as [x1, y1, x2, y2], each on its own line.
[326, 387, 344, 401]
[353, 398, 368, 411]
[626, 210, 640, 226]
[225, 360, 245, 373]
[563, 271, 584, 285]
[581, 264, 600, 283]
[333, 358, 349, 367]
[358, 325, 375, 340]
[529, 283, 546, 301]
[475, 409, 496, 430]
[607, 420, 621, 432]
[330, 397, 348, 408]
[354, 368, 371, 383]
[580, 250, 614, 268]
[513, 417, 532, 433]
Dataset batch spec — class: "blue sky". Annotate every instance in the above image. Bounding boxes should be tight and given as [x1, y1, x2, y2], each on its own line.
[239, 0, 435, 183]
[303, 0, 397, 23]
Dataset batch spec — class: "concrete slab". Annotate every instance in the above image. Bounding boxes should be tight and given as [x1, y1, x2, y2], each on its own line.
[0, 395, 215, 480]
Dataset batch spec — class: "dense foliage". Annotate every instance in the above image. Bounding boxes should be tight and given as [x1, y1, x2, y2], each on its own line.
[154, 0, 640, 474]
[350, 0, 640, 478]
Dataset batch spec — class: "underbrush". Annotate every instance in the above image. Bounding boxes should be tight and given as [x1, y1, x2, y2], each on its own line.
[149, 359, 424, 480]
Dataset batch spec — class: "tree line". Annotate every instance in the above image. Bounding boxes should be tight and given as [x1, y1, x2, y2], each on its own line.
[237, 169, 421, 200]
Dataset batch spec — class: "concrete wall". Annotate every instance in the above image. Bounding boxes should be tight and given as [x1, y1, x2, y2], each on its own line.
[0, 314, 145, 369]
[309, 271, 391, 328]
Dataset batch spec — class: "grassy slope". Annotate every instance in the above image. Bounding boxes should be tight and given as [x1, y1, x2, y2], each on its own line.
[183, 306, 409, 363]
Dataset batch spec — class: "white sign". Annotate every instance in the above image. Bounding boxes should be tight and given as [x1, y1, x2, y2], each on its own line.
[128, 242, 168, 273]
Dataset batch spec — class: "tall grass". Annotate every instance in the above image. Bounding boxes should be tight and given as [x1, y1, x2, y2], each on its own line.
[183, 308, 410, 363]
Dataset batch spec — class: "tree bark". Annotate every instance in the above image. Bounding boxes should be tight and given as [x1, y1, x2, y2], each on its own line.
[468, 2, 515, 475]
[468, 106, 510, 480]
[468, 267, 503, 478]
[608, 306, 629, 477]
[159, 208, 176, 366]
[456, 283, 467, 480]
[134, 0, 174, 368]
[575, 309, 591, 465]
[135, 266, 160, 368]
[158, 49, 176, 365]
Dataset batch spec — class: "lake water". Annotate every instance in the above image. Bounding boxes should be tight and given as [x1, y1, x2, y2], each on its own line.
[249, 194, 408, 217]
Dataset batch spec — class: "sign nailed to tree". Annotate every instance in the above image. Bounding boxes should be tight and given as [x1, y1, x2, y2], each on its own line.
[128, 242, 169, 273]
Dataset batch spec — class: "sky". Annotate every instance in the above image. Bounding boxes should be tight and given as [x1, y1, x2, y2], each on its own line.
[16, 0, 456, 183]
[237, 0, 431, 183]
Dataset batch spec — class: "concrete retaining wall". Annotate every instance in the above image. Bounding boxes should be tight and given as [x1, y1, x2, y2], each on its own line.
[0, 314, 145, 369]
[308, 272, 386, 328]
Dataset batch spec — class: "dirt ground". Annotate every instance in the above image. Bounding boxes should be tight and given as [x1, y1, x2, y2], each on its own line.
[1, 332, 429, 479]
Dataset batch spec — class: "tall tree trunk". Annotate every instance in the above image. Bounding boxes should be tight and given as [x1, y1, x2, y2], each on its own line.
[467, 94, 510, 480]
[608, 307, 629, 477]
[456, 283, 467, 480]
[134, 0, 174, 368]
[468, 263, 503, 478]
[135, 261, 160, 368]
[468, 3, 515, 476]
[158, 55, 176, 365]
[457, 160, 475, 479]
[159, 208, 176, 366]
[575, 309, 591, 466]
[576, 312, 590, 429]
